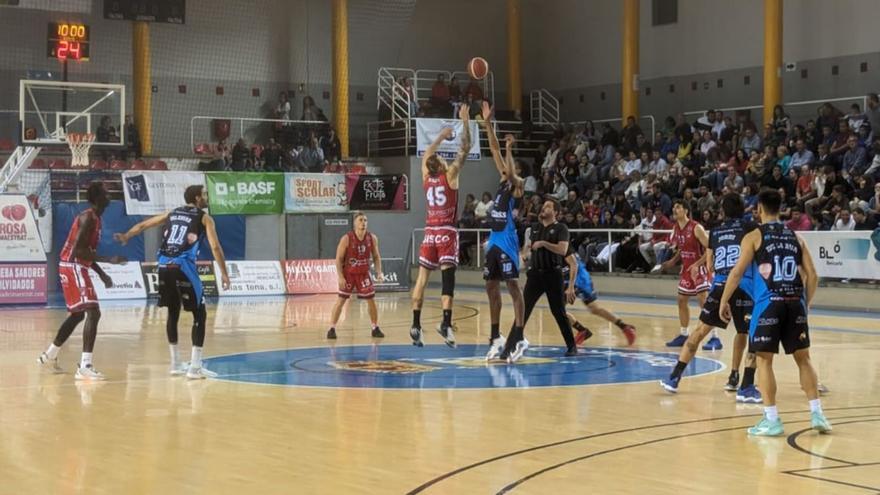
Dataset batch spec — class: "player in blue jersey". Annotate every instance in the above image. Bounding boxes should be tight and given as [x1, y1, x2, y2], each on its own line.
[720, 188, 830, 436]
[660, 193, 761, 402]
[562, 251, 636, 347]
[479, 102, 525, 360]
[116, 185, 231, 379]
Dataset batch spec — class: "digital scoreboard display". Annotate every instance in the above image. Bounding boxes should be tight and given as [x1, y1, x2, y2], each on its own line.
[47, 22, 90, 61]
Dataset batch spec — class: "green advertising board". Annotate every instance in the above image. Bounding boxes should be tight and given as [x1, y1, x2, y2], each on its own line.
[206, 172, 285, 214]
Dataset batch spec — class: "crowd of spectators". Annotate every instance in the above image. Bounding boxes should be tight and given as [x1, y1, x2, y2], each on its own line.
[460, 95, 880, 273]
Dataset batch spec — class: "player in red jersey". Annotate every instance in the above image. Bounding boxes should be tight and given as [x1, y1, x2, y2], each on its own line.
[37, 182, 126, 380]
[659, 199, 711, 348]
[410, 103, 471, 348]
[327, 211, 384, 339]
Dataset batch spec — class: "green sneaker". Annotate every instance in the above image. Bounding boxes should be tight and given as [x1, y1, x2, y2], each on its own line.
[748, 417, 784, 436]
[811, 411, 832, 434]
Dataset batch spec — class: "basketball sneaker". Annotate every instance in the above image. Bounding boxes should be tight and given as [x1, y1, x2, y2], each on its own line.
[485, 334, 506, 361]
[564, 347, 578, 357]
[620, 324, 637, 346]
[410, 326, 424, 347]
[817, 383, 830, 395]
[437, 323, 456, 348]
[702, 336, 723, 351]
[811, 411, 833, 434]
[326, 328, 337, 340]
[186, 366, 218, 380]
[748, 417, 784, 436]
[37, 352, 64, 374]
[371, 327, 385, 338]
[724, 370, 740, 391]
[665, 334, 688, 347]
[574, 328, 593, 345]
[507, 338, 529, 363]
[735, 385, 763, 403]
[660, 376, 680, 393]
[75, 365, 106, 381]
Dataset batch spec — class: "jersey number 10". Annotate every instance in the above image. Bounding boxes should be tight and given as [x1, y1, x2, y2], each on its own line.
[772, 255, 798, 282]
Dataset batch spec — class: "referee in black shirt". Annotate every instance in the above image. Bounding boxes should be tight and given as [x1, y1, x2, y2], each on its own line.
[500, 198, 577, 362]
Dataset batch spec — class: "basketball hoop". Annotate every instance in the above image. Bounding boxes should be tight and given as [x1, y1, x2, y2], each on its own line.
[66, 132, 96, 168]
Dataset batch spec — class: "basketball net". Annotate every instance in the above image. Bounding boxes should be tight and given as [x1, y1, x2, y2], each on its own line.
[66, 132, 96, 168]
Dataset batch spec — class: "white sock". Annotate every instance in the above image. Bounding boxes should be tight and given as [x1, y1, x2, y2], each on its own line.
[680, 327, 689, 336]
[45, 344, 61, 359]
[191, 347, 203, 369]
[169, 344, 180, 366]
[764, 405, 779, 421]
[372, 323, 379, 330]
[80, 352, 93, 368]
[710, 329, 718, 339]
[809, 398, 822, 413]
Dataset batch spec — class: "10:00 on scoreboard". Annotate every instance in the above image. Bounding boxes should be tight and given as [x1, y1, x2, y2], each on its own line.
[47, 22, 90, 61]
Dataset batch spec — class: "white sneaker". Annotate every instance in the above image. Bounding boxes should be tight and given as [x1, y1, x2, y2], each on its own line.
[507, 338, 530, 363]
[437, 324, 456, 348]
[169, 361, 189, 376]
[186, 366, 218, 380]
[37, 352, 64, 374]
[485, 335, 506, 361]
[75, 365, 106, 381]
[650, 264, 663, 274]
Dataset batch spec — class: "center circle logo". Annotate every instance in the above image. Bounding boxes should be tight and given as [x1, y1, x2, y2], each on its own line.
[204, 345, 723, 389]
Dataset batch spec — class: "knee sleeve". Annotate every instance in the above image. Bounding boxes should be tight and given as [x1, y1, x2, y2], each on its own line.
[441, 267, 456, 297]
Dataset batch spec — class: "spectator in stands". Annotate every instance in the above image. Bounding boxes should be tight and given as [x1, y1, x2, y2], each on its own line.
[842, 135, 868, 177]
[623, 150, 642, 176]
[677, 132, 694, 161]
[724, 166, 744, 194]
[830, 119, 852, 165]
[854, 206, 879, 230]
[870, 182, 880, 213]
[817, 102, 843, 132]
[276, 91, 291, 121]
[622, 116, 642, 152]
[474, 192, 494, 225]
[776, 145, 792, 174]
[772, 104, 791, 142]
[845, 103, 865, 131]
[762, 165, 792, 195]
[647, 182, 672, 217]
[263, 138, 282, 171]
[866, 93, 880, 140]
[635, 134, 652, 156]
[695, 109, 716, 132]
[761, 123, 779, 150]
[549, 174, 569, 202]
[815, 142, 832, 169]
[301, 96, 327, 122]
[740, 126, 762, 154]
[522, 163, 538, 196]
[851, 175, 875, 211]
[122, 114, 141, 160]
[298, 133, 325, 172]
[831, 208, 856, 231]
[577, 155, 599, 193]
[448, 76, 462, 103]
[796, 163, 815, 202]
[430, 74, 451, 116]
[321, 127, 342, 162]
[699, 130, 717, 155]
[215, 138, 231, 167]
[786, 206, 813, 231]
[696, 184, 716, 214]
[231, 138, 250, 171]
[805, 119, 821, 150]
[789, 138, 814, 171]
[465, 78, 484, 105]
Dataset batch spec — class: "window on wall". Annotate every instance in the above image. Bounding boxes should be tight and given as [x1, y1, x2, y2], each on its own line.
[652, 0, 678, 26]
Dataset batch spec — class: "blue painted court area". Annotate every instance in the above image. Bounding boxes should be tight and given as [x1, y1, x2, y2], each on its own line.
[203, 345, 723, 389]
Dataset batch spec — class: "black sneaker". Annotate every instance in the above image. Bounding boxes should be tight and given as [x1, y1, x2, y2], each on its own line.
[326, 328, 337, 339]
[371, 327, 385, 338]
[564, 347, 578, 357]
[724, 370, 739, 391]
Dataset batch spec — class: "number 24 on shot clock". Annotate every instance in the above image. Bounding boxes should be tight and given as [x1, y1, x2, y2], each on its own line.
[47, 22, 91, 61]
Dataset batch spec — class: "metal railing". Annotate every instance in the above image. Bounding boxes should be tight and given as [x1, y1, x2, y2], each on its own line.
[683, 95, 868, 130]
[412, 69, 496, 107]
[377, 67, 414, 123]
[530, 89, 560, 124]
[189, 116, 330, 152]
[570, 115, 657, 144]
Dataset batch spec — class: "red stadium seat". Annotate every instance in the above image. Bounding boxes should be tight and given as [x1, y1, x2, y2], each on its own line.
[90, 160, 108, 171]
[109, 160, 127, 170]
[130, 159, 148, 170]
[149, 160, 168, 170]
[30, 158, 47, 169]
[49, 159, 69, 170]
[0, 138, 15, 151]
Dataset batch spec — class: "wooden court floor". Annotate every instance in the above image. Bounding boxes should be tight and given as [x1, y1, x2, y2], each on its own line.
[1, 289, 878, 494]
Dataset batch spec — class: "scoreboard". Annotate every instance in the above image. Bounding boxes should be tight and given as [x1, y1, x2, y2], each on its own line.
[47, 22, 90, 61]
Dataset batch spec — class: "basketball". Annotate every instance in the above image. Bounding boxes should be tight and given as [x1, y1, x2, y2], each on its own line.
[468, 57, 489, 80]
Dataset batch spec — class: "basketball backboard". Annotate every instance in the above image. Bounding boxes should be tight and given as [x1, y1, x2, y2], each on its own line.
[19, 79, 125, 147]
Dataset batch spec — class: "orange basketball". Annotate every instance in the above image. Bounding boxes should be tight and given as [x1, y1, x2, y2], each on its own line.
[468, 57, 489, 80]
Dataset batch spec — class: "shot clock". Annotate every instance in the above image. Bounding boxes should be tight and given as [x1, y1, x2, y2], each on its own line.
[47, 22, 90, 61]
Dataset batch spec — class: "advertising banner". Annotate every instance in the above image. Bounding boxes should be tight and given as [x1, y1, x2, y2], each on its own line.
[93, 262, 147, 300]
[0, 194, 46, 262]
[284, 259, 338, 294]
[373, 257, 410, 292]
[20, 170, 53, 253]
[142, 261, 219, 297]
[0, 263, 47, 304]
[800, 230, 880, 280]
[206, 172, 284, 214]
[415, 118, 481, 161]
[122, 171, 206, 215]
[284, 173, 348, 213]
[216, 260, 286, 296]
[345, 174, 407, 210]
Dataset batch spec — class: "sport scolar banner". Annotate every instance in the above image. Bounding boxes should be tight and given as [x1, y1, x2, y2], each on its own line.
[0, 194, 46, 262]
[345, 174, 407, 211]
[206, 172, 284, 215]
[415, 118, 481, 161]
[122, 171, 206, 215]
[0, 263, 48, 304]
[800, 230, 880, 280]
[284, 173, 348, 213]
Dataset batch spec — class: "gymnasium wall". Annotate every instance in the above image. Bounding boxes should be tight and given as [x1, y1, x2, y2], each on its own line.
[521, 0, 880, 123]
